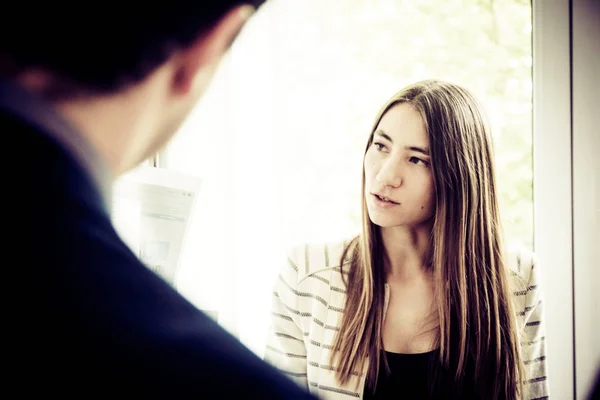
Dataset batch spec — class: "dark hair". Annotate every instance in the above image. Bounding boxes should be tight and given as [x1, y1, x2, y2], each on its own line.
[332, 80, 524, 399]
[0, 1, 266, 99]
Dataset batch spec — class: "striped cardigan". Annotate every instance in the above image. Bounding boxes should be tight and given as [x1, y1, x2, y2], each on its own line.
[264, 239, 549, 399]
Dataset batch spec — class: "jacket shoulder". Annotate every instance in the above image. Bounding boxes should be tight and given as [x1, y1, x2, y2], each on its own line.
[286, 237, 355, 284]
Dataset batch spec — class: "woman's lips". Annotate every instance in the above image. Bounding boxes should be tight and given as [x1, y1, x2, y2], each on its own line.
[372, 193, 399, 208]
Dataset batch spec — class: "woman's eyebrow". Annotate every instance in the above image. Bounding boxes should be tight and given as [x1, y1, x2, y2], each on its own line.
[406, 145, 430, 156]
[375, 129, 430, 155]
[374, 129, 393, 142]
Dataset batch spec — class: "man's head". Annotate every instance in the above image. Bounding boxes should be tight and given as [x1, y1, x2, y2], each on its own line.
[0, 1, 266, 174]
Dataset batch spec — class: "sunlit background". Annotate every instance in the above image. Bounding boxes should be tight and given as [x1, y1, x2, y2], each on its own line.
[136, 0, 533, 358]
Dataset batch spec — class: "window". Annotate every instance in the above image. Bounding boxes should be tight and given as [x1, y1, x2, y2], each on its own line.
[162, 0, 533, 357]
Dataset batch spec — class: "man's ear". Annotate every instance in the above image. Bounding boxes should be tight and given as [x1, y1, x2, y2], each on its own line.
[171, 4, 255, 95]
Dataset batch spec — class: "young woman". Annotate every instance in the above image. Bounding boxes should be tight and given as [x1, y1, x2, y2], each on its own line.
[265, 80, 549, 399]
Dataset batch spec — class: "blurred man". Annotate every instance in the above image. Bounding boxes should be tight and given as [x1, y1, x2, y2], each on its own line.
[1, 2, 315, 397]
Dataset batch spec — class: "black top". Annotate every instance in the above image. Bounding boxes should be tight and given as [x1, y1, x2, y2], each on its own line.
[363, 350, 476, 400]
[363, 350, 436, 400]
[3, 80, 316, 399]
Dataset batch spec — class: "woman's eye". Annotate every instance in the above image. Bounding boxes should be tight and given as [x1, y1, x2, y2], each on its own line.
[373, 142, 385, 151]
[409, 156, 429, 166]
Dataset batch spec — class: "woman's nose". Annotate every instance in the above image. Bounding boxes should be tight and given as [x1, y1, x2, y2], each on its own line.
[376, 159, 403, 188]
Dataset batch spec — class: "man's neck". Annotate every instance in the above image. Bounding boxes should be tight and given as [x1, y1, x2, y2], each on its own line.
[15, 69, 163, 177]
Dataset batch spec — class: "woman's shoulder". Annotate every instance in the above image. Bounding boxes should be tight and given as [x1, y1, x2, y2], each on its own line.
[285, 236, 356, 284]
[503, 241, 542, 292]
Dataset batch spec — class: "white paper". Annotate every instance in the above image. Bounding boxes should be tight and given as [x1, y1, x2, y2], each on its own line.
[112, 165, 201, 285]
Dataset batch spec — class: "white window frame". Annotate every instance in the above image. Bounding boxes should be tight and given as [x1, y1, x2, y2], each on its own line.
[534, 0, 599, 398]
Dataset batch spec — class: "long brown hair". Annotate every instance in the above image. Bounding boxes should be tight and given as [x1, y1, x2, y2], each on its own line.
[331, 80, 524, 399]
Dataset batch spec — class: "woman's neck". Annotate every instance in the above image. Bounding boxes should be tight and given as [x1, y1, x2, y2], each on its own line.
[380, 224, 432, 284]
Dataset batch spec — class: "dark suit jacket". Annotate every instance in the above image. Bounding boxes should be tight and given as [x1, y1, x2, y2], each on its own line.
[5, 96, 314, 398]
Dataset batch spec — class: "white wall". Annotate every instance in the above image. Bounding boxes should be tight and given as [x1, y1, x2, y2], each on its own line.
[572, 0, 600, 398]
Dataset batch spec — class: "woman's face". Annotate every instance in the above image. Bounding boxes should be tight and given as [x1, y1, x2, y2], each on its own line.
[364, 103, 435, 229]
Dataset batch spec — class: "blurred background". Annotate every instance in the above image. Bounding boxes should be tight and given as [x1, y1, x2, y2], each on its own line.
[163, 0, 534, 354]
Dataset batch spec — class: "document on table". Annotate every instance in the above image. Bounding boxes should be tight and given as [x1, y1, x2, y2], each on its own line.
[112, 165, 201, 285]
